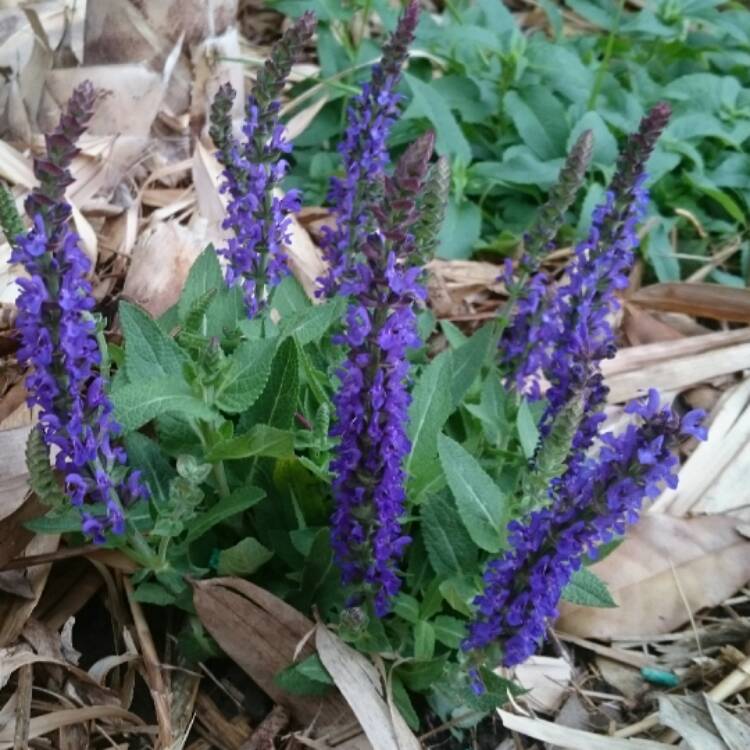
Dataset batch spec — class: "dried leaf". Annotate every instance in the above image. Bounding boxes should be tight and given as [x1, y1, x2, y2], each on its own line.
[0, 425, 32, 524]
[659, 694, 728, 750]
[0, 533, 59, 648]
[632, 283, 750, 323]
[315, 624, 420, 750]
[513, 656, 572, 714]
[498, 709, 672, 749]
[0, 705, 144, 748]
[704, 696, 750, 750]
[122, 220, 206, 317]
[192, 577, 354, 729]
[651, 379, 750, 518]
[603, 329, 750, 403]
[557, 515, 750, 639]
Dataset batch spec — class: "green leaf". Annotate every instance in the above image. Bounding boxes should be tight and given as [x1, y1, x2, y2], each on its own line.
[562, 567, 617, 608]
[437, 434, 508, 553]
[270, 274, 310, 317]
[119, 301, 187, 381]
[178, 248, 245, 339]
[25, 507, 84, 534]
[133, 582, 176, 606]
[645, 218, 681, 283]
[404, 74, 472, 162]
[406, 353, 454, 493]
[503, 89, 566, 161]
[414, 621, 436, 661]
[214, 338, 278, 413]
[112, 379, 215, 433]
[438, 576, 477, 617]
[185, 485, 266, 542]
[26, 426, 66, 508]
[124, 432, 176, 506]
[275, 654, 333, 696]
[436, 198, 482, 260]
[422, 492, 477, 576]
[432, 616, 467, 649]
[206, 424, 294, 461]
[178, 247, 223, 320]
[397, 656, 448, 693]
[391, 677, 420, 731]
[516, 399, 540, 459]
[449, 323, 496, 406]
[216, 537, 274, 575]
[569, 111, 618, 166]
[279, 298, 345, 345]
[392, 594, 420, 625]
[244, 338, 299, 429]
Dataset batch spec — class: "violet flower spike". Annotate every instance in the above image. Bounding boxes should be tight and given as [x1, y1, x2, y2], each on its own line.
[463, 391, 705, 681]
[316, 0, 419, 297]
[210, 13, 314, 317]
[12, 82, 148, 542]
[500, 104, 671, 438]
[330, 132, 435, 617]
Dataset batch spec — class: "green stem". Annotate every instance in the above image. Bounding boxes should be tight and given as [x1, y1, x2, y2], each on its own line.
[587, 0, 626, 110]
[126, 526, 159, 568]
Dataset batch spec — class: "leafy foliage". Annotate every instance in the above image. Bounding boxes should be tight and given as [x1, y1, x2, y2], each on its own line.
[277, 0, 750, 284]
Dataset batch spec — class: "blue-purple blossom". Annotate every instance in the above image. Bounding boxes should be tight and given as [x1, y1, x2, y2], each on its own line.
[500, 104, 672, 449]
[13, 84, 148, 541]
[213, 91, 301, 317]
[330, 132, 435, 616]
[317, 0, 419, 297]
[210, 14, 314, 317]
[463, 390, 705, 673]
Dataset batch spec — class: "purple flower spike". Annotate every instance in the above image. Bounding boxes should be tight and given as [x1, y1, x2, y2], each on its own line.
[317, 0, 420, 297]
[210, 13, 315, 317]
[501, 104, 672, 453]
[463, 392, 706, 670]
[330, 132, 435, 616]
[13, 83, 148, 541]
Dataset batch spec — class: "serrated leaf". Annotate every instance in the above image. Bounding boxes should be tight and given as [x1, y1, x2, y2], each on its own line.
[437, 434, 507, 553]
[185, 485, 265, 542]
[124, 432, 175, 506]
[25, 426, 66, 508]
[517, 399, 540, 459]
[120, 301, 187, 382]
[243, 338, 299, 429]
[438, 577, 477, 617]
[404, 74, 471, 162]
[413, 621, 436, 661]
[206, 424, 294, 461]
[449, 323, 496, 406]
[421, 492, 477, 576]
[280, 298, 345, 345]
[214, 338, 278, 413]
[112, 379, 214, 433]
[432, 616, 467, 649]
[392, 594, 420, 625]
[562, 567, 617, 608]
[391, 677, 419, 731]
[275, 654, 333, 696]
[133, 582, 177, 605]
[406, 353, 454, 493]
[25, 507, 84, 534]
[396, 656, 448, 693]
[178, 247, 223, 320]
[216, 537, 273, 575]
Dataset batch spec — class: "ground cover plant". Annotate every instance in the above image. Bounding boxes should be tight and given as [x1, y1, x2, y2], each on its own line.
[0, 0, 709, 737]
[274, 0, 750, 286]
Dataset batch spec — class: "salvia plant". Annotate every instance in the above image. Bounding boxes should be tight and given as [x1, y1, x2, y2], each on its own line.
[5, 0, 707, 730]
